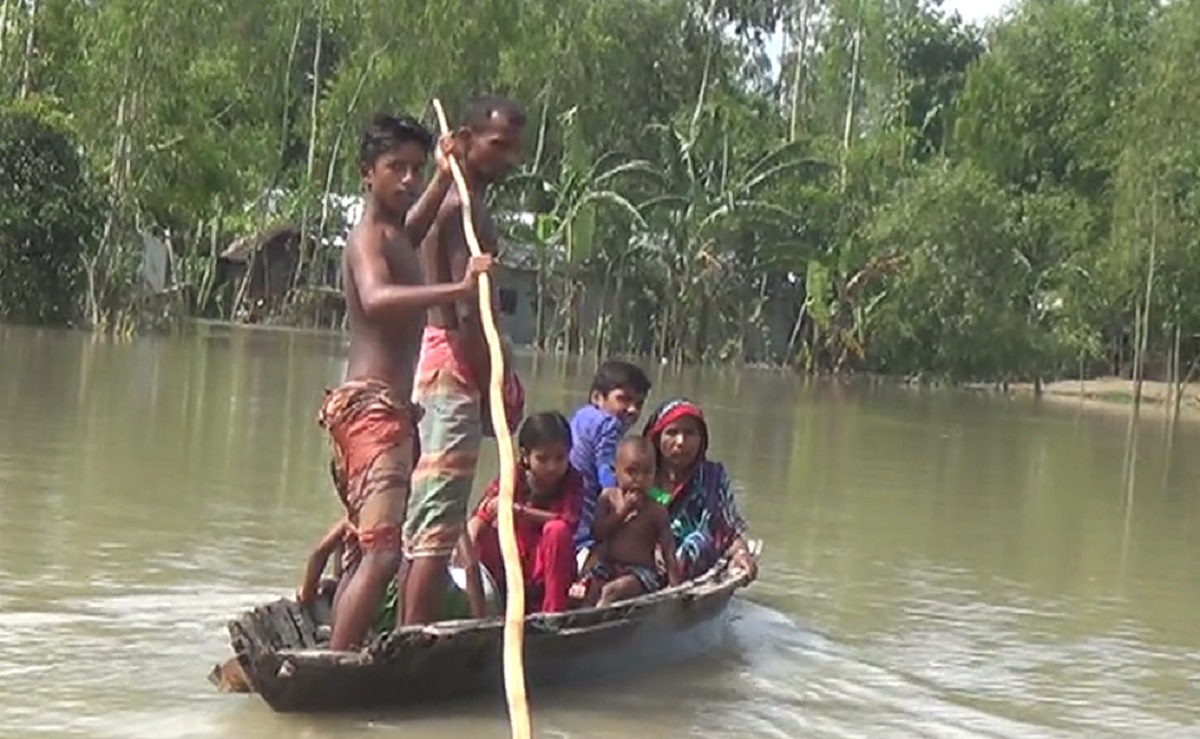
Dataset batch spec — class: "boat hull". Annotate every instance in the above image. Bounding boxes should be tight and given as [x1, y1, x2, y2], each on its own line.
[221, 544, 757, 713]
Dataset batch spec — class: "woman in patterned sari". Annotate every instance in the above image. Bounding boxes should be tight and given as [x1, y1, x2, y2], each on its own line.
[642, 399, 757, 581]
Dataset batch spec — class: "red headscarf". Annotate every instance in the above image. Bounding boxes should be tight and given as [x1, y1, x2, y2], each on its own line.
[643, 398, 709, 504]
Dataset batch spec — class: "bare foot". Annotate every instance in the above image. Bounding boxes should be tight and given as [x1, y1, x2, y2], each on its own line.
[210, 657, 252, 693]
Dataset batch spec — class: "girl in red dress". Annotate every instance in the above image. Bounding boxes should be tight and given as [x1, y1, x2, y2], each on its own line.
[466, 411, 583, 614]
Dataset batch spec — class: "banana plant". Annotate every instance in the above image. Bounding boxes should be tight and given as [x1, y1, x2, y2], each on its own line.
[510, 105, 650, 351]
[638, 108, 827, 364]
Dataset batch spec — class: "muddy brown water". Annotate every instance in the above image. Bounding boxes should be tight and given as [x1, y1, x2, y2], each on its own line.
[1, 323, 1198, 737]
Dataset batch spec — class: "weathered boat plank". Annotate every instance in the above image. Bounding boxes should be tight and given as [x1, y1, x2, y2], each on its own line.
[213, 542, 760, 713]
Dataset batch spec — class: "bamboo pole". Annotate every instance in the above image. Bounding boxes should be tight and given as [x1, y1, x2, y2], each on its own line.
[431, 98, 531, 739]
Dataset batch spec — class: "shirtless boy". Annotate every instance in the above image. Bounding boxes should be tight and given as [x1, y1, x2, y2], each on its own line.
[317, 113, 493, 650]
[404, 95, 526, 624]
[571, 437, 681, 606]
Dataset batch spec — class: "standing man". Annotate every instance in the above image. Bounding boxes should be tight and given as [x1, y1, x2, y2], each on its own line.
[404, 95, 526, 624]
[318, 113, 493, 650]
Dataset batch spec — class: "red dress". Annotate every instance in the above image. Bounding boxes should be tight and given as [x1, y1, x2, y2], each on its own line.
[472, 468, 583, 613]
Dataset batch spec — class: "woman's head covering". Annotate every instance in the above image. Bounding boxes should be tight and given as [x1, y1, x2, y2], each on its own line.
[643, 398, 709, 464]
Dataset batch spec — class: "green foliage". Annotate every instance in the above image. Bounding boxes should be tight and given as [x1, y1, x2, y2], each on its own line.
[1110, 0, 1200, 333]
[0, 99, 102, 325]
[3, 0, 1198, 382]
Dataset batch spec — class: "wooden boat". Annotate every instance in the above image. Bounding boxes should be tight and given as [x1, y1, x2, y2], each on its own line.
[210, 541, 761, 713]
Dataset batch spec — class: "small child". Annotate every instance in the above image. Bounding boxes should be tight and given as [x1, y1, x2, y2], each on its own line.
[296, 517, 354, 607]
[466, 411, 583, 614]
[569, 360, 653, 556]
[570, 437, 680, 607]
[296, 519, 483, 632]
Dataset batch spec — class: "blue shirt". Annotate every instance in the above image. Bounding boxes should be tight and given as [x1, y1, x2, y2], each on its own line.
[568, 404, 626, 549]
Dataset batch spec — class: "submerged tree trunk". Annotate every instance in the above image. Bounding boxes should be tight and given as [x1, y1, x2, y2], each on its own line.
[1130, 302, 1143, 405]
[18, 0, 36, 98]
[276, 10, 304, 186]
[311, 46, 383, 295]
[89, 49, 138, 330]
[305, 9, 322, 185]
[1175, 341, 1199, 424]
[754, 272, 769, 362]
[610, 271, 625, 356]
[839, 24, 862, 188]
[534, 258, 546, 350]
[782, 20, 859, 370]
[788, 0, 815, 141]
[198, 212, 223, 313]
[592, 269, 610, 362]
[1132, 198, 1157, 412]
[0, 0, 11, 78]
[739, 273, 767, 363]
[1169, 321, 1182, 421]
[786, 302, 808, 367]
[694, 292, 709, 363]
[564, 272, 578, 355]
[657, 290, 671, 363]
[293, 6, 324, 293]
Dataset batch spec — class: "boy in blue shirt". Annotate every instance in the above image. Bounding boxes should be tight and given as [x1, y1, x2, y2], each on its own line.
[569, 360, 652, 560]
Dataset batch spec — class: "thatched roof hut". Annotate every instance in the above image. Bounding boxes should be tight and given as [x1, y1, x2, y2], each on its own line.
[215, 225, 303, 317]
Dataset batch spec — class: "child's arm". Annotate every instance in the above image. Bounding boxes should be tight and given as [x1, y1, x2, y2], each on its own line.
[657, 507, 682, 586]
[590, 489, 628, 542]
[404, 141, 455, 245]
[557, 470, 585, 532]
[297, 519, 348, 604]
[513, 503, 558, 527]
[474, 476, 502, 525]
[459, 522, 489, 618]
[478, 473, 560, 528]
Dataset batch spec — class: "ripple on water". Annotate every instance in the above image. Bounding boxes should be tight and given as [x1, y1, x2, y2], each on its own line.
[5, 331, 1200, 737]
[1, 562, 1196, 737]
[696, 600, 1071, 739]
[0, 585, 277, 735]
[841, 565, 1200, 737]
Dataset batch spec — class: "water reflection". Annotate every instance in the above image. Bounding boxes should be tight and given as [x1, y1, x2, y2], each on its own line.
[1, 323, 1198, 737]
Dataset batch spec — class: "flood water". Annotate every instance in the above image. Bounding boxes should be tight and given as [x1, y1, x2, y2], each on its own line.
[1, 323, 1198, 738]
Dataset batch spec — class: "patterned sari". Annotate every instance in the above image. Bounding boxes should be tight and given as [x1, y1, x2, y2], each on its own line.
[644, 399, 749, 580]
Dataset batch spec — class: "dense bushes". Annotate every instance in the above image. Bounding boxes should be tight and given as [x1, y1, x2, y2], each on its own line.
[0, 100, 101, 326]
